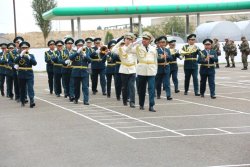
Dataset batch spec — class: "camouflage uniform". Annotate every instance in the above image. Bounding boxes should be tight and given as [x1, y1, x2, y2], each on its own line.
[239, 37, 249, 70]
[223, 39, 230, 67]
[227, 40, 237, 68]
[212, 38, 220, 68]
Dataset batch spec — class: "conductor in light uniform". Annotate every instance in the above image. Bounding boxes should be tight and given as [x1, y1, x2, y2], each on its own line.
[112, 33, 137, 108]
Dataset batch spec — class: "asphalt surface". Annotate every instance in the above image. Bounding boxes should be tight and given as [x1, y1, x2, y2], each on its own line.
[1, 63, 250, 167]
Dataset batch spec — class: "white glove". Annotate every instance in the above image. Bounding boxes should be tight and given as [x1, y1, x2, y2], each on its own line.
[65, 59, 71, 64]
[14, 64, 19, 70]
[20, 50, 26, 57]
[77, 47, 83, 53]
[96, 49, 100, 54]
[210, 55, 214, 58]
[133, 40, 141, 46]
[27, 55, 31, 60]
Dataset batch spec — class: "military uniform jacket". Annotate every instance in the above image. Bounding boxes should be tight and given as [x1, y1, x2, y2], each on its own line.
[106, 52, 117, 74]
[169, 48, 181, 71]
[69, 52, 91, 77]
[59, 49, 76, 74]
[52, 50, 63, 74]
[92, 46, 98, 51]
[228, 44, 237, 56]
[198, 49, 218, 72]
[0, 52, 7, 75]
[156, 47, 172, 74]
[112, 41, 137, 74]
[89, 51, 106, 70]
[181, 44, 199, 70]
[14, 54, 37, 79]
[112, 54, 121, 74]
[7, 50, 18, 76]
[223, 42, 230, 53]
[239, 41, 250, 54]
[45, 50, 55, 73]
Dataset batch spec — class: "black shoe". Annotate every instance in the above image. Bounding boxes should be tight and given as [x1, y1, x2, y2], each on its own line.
[123, 102, 128, 106]
[216, 64, 219, 68]
[116, 97, 121, 101]
[93, 91, 97, 95]
[195, 93, 200, 96]
[139, 106, 145, 110]
[157, 96, 161, 99]
[167, 96, 173, 100]
[184, 92, 188, 95]
[64, 95, 68, 98]
[1, 92, 4, 96]
[30, 102, 35, 108]
[25, 99, 28, 103]
[84, 102, 89, 105]
[201, 94, 204, 98]
[21, 102, 25, 107]
[10, 96, 13, 100]
[230, 65, 235, 68]
[107, 94, 110, 98]
[225, 65, 230, 67]
[211, 96, 216, 99]
[241, 68, 247, 70]
[69, 97, 74, 102]
[130, 102, 135, 108]
[74, 99, 78, 104]
[175, 90, 180, 93]
[149, 106, 156, 112]
[50, 91, 53, 94]
[56, 94, 60, 97]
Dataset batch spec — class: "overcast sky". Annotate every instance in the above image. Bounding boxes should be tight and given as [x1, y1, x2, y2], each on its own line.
[0, 0, 248, 34]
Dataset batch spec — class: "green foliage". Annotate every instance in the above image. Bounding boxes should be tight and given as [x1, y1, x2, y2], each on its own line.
[226, 15, 249, 22]
[143, 16, 194, 39]
[32, 0, 57, 47]
[104, 31, 114, 45]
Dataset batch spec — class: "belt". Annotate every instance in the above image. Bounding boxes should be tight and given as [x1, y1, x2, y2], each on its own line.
[18, 67, 33, 70]
[62, 66, 72, 68]
[121, 62, 135, 67]
[107, 63, 116, 66]
[116, 62, 121, 64]
[201, 64, 215, 68]
[53, 63, 62, 66]
[91, 59, 102, 61]
[139, 61, 155, 65]
[169, 61, 177, 64]
[71, 66, 87, 69]
[5, 66, 12, 70]
[185, 58, 197, 61]
[158, 63, 169, 66]
[0, 64, 6, 68]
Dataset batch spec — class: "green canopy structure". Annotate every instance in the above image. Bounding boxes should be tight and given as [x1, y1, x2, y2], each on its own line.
[42, 1, 250, 37]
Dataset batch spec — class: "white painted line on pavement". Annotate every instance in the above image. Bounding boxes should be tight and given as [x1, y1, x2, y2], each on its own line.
[208, 163, 250, 167]
[214, 128, 232, 134]
[35, 96, 136, 139]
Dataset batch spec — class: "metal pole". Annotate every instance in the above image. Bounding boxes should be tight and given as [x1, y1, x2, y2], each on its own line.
[197, 13, 200, 27]
[71, 19, 75, 38]
[13, 0, 17, 37]
[138, 15, 142, 36]
[77, 17, 81, 38]
[185, 14, 189, 36]
[129, 17, 133, 32]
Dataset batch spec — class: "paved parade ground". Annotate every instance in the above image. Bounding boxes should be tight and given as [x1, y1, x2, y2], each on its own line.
[1, 63, 250, 167]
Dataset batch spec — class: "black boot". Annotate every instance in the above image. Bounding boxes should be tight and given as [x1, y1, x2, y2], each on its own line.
[149, 106, 156, 112]
[216, 64, 219, 68]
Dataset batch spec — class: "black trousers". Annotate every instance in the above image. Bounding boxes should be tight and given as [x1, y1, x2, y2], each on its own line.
[106, 73, 114, 96]
[121, 73, 135, 104]
[13, 73, 20, 99]
[114, 73, 122, 99]
[92, 69, 106, 93]
[6, 75, 14, 98]
[0, 74, 5, 95]
[54, 73, 62, 95]
[47, 71, 54, 93]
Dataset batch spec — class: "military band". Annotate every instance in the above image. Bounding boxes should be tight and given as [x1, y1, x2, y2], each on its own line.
[2, 33, 249, 111]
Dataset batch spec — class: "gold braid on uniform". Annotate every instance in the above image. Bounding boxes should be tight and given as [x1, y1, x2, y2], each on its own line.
[136, 45, 146, 58]
[118, 47, 128, 59]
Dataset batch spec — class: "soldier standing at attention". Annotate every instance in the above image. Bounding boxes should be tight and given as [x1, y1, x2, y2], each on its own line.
[44, 40, 56, 94]
[134, 32, 158, 112]
[198, 39, 218, 99]
[5, 43, 15, 99]
[168, 38, 181, 93]
[112, 33, 137, 108]
[155, 36, 173, 100]
[52, 40, 63, 97]
[14, 41, 37, 108]
[106, 40, 117, 98]
[239, 36, 249, 70]
[70, 39, 91, 105]
[223, 38, 230, 67]
[59, 37, 76, 101]
[0, 43, 7, 96]
[180, 34, 200, 96]
[212, 38, 221, 68]
[227, 40, 237, 68]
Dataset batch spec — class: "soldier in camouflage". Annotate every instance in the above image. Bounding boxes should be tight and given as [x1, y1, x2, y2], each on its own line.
[212, 38, 221, 68]
[227, 40, 237, 68]
[239, 36, 249, 70]
[223, 38, 230, 67]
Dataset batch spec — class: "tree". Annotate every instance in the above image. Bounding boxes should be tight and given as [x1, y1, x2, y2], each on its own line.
[225, 15, 249, 22]
[104, 31, 114, 45]
[32, 0, 57, 47]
